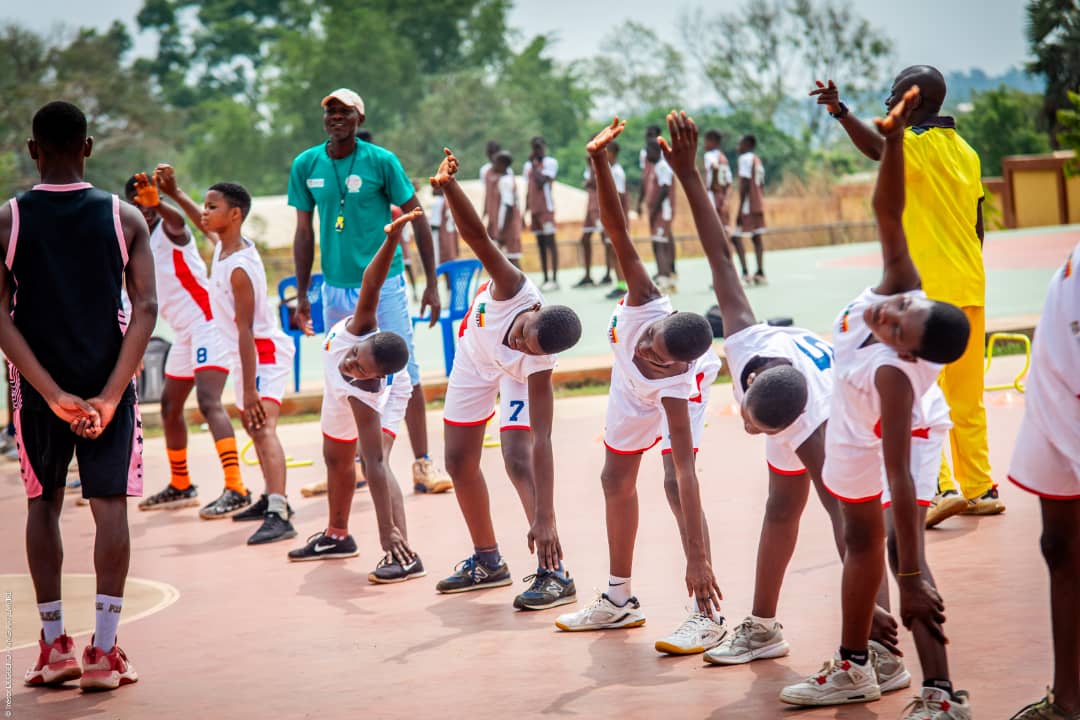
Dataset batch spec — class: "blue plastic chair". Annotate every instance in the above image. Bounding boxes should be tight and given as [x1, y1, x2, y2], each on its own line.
[412, 258, 483, 376]
[278, 273, 325, 392]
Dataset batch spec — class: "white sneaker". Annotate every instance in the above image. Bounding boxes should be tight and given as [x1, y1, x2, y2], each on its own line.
[704, 616, 789, 665]
[555, 593, 645, 632]
[779, 653, 881, 706]
[654, 610, 727, 655]
[870, 640, 911, 693]
[900, 687, 972, 719]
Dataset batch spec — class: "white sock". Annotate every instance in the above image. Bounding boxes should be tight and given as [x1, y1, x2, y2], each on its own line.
[94, 594, 123, 651]
[38, 600, 63, 644]
[267, 493, 288, 517]
[751, 614, 775, 627]
[607, 575, 631, 605]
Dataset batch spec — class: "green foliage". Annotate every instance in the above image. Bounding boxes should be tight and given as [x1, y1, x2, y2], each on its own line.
[957, 86, 1050, 176]
[1026, 0, 1080, 145]
[1057, 90, 1080, 172]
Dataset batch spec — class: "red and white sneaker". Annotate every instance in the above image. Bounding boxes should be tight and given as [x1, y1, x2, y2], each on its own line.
[79, 639, 138, 691]
[25, 632, 82, 686]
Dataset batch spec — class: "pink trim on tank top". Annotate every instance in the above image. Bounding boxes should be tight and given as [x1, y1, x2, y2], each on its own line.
[31, 182, 93, 191]
[6, 199, 19, 270]
[112, 195, 128, 265]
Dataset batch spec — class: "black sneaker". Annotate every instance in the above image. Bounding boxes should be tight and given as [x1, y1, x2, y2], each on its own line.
[597, 275, 613, 286]
[138, 483, 199, 511]
[246, 511, 297, 545]
[368, 552, 426, 583]
[605, 287, 626, 300]
[573, 276, 595, 288]
[513, 569, 577, 610]
[435, 555, 512, 594]
[287, 532, 359, 562]
[198, 488, 252, 519]
[232, 493, 294, 522]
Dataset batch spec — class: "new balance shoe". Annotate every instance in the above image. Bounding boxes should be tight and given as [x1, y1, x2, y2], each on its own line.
[288, 532, 359, 562]
[233, 494, 294, 522]
[412, 458, 452, 494]
[779, 654, 880, 706]
[25, 632, 81, 686]
[554, 593, 645, 631]
[704, 616, 789, 665]
[368, 552, 426, 583]
[962, 487, 1006, 516]
[79, 640, 137, 691]
[198, 488, 251, 519]
[925, 490, 968, 528]
[512, 569, 577, 611]
[869, 640, 911, 693]
[246, 511, 297, 545]
[138, 483, 199, 511]
[655, 610, 727, 655]
[900, 687, 972, 719]
[1011, 691, 1080, 720]
[436, 555, 512, 593]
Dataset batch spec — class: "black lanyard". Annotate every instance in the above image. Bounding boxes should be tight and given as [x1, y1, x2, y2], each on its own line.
[326, 141, 357, 233]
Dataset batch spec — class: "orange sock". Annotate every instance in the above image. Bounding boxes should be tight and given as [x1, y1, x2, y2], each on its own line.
[167, 448, 190, 490]
[215, 437, 246, 494]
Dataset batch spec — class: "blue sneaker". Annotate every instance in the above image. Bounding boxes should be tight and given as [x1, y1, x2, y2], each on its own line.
[513, 569, 577, 611]
[436, 555, 512, 594]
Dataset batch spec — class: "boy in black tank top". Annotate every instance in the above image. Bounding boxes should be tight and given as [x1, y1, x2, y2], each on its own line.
[0, 101, 157, 692]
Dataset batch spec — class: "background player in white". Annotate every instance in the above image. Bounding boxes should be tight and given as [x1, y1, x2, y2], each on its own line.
[702, 129, 732, 229]
[129, 165, 250, 519]
[203, 182, 297, 546]
[657, 110, 906, 679]
[555, 119, 722, 645]
[430, 148, 583, 610]
[780, 88, 973, 717]
[1006, 243, 1080, 720]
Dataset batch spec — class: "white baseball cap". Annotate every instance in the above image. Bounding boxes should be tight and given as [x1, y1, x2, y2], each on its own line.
[321, 88, 365, 116]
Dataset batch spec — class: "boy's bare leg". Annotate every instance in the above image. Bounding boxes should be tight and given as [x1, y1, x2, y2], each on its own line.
[601, 450, 643, 577]
[752, 233, 765, 278]
[249, 403, 286, 496]
[26, 488, 65, 603]
[159, 378, 193, 456]
[750, 471, 812, 618]
[89, 496, 129, 597]
[578, 230, 593, 283]
[1041, 498, 1080, 712]
[840, 501, 886, 653]
[444, 423, 497, 549]
[731, 234, 750, 278]
[405, 386, 428, 459]
[324, 436, 357, 530]
[194, 370, 233, 441]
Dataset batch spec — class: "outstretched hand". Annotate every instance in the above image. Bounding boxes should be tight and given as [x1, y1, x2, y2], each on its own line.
[152, 164, 178, 197]
[384, 206, 423, 236]
[809, 79, 842, 114]
[875, 85, 920, 136]
[657, 109, 699, 177]
[133, 172, 160, 208]
[587, 117, 626, 156]
[429, 148, 458, 188]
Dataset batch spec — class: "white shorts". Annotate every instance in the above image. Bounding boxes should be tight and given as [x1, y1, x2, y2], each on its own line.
[606, 371, 714, 455]
[444, 356, 532, 430]
[233, 359, 290, 411]
[321, 373, 412, 444]
[164, 318, 232, 380]
[823, 429, 945, 506]
[1009, 416, 1080, 500]
[765, 440, 806, 477]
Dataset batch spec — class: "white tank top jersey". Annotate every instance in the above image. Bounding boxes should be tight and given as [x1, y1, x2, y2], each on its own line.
[210, 239, 293, 361]
[457, 278, 557, 383]
[1025, 244, 1080, 457]
[724, 323, 835, 452]
[608, 295, 721, 406]
[323, 318, 392, 411]
[703, 149, 732, 188]
[828, 287, 951, 449]
[149, 221, 213, 331]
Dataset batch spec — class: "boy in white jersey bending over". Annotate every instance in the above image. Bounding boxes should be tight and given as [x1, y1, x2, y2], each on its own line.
[1006, 244, 1080, 720]
[430, 149, 583, 611]
[128, 166, 251, 519]
[780, 88, 973, 717]
[656, 110, 906, 679]
[202, 182, 297, 546]
[287, 210, 424, 582]
[555, 119, 723, 643]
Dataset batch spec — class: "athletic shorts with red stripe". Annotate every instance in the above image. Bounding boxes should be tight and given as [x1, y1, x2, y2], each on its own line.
[823, 427, 945, 506]
[15, 379, 143, 499]
[164, 317, 232, 380]
[444, 369, 533, 431]
[1009, 416, 1080, 500]
[606, 369, 717, 455]
[229, 337, 293, 411]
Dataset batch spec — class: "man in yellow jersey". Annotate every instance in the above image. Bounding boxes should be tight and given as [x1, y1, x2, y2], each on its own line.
[810, 66, 1004, 527]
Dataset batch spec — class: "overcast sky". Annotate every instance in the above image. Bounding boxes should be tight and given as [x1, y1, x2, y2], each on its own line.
[2, 0, 1030, 76]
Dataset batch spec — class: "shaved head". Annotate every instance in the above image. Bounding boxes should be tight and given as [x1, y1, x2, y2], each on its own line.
[888, 65, 946, 118]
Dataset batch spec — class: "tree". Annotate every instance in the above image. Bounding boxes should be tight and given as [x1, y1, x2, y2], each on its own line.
[1026, 0, 1080, 146]
[957, 86, 1050, 176]
[589, 21, 686, 116]
[678, 0, 891, 144]
[1056, 90, 1080, 168]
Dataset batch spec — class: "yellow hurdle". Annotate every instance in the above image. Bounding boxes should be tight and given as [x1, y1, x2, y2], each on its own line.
[984, 332, 1031, 393]
[240, 439, 314, 468]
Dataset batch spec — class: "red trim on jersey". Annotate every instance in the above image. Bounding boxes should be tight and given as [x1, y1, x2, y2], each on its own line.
[823, 483, 883, 504]
[660, 447, 699, 456]
[767, 462, 807, 476]
[194, 365, 230, 375]
[444, 410, 497, 427]
[500, 424, 531, 432]
[323, 432, 356, 444]
[604, 436, 662, 455]
[459, 280, 492, 338]
[689, 371, 706, 403]
[1009, 475, 1080, 500]
[6, 198, 19, 270]
[881, 499, 932, 509]
[255, 338, 277, 365]
[173, 248, 213, 320]
[873, 419, 931, 440]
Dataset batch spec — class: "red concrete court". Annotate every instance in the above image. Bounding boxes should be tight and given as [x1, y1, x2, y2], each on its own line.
[0, 356, 1052, 719]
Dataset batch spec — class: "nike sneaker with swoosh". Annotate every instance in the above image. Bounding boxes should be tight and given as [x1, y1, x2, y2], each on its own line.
[554, 593, 646, 631]
[287, 532, 359, 561]
[368, 552, 427, 583]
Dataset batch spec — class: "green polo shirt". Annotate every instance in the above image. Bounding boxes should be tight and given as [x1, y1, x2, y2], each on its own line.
[287, 139, 414, 288]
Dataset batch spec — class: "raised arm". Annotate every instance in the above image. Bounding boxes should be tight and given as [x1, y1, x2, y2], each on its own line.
[660, 110, 756, 335]
[431, 148, 524, 301]
[398, 194, 441, 326]
[588, 119, 659, 306]
[810, 80, 885, 161]
[348, 207, 421, 336]
[153, 164, 220, 244]
[872, 85, 922, 295]
[133, 172, 186, 243]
